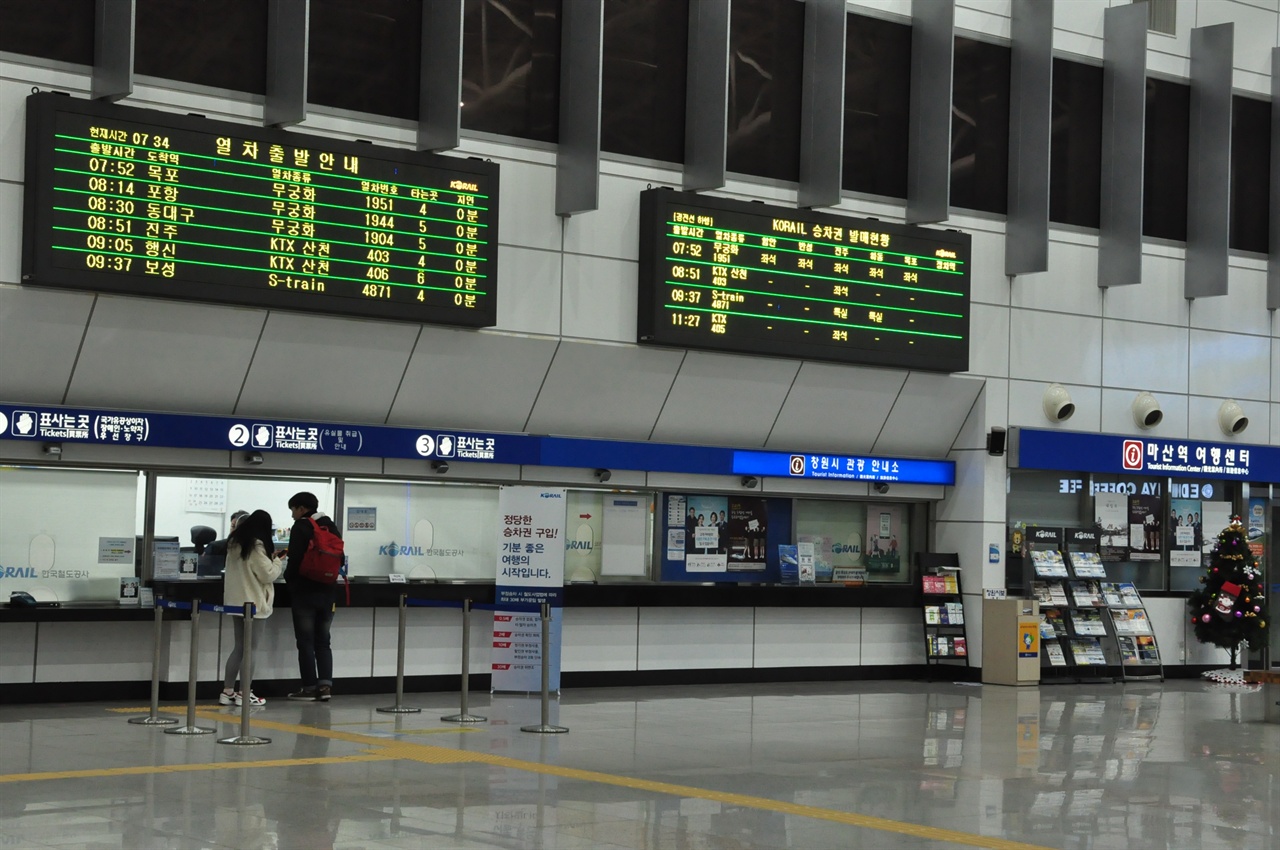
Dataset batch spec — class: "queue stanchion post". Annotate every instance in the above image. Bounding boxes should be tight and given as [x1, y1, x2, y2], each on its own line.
[165, 598, 215, 735]
[219, 602, 270, 746]
[378, 594, 421, 714]
[129, 597, 180, 726]
[520, 603, 567, 734]
[442, 598, 485, 723]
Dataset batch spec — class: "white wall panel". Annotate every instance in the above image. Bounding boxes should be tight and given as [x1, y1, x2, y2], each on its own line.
[768, 363, 905, 454]
[637, 607, 754, 670]
[0, 622, 35, 683]
[1190, 264, 1271, 336]
[492, 159, 561, 252]
[1007, 379, 1102, 432]
[329, 607, 376, 680]
[753, 608, 862, 668]
[1188, 328, 1271, 401]
[1012, 237, 1104, 316]
[967, 303, 1011, 378]
[1008, 309, 1103, 385]
[388, 328, 558, 433]
[965, 226, 1012, 307]
[936, 449, 1005, 525]
[859, 608, 921, 665]
[1102, 319, 1189, 394]
[847, 1, 912, 22]
[1107, 252, 1192, 327]
[1271, 402, 1280, 446]
[235, 614, 301, 684]
[651, 351, 798, 447]
[1052, 0, 1106, 41]
[1101, 386, 1189, 438]
[0, 284, 95, 404]
[0, 70, 90, 183]
[562, 173, 644, 261]
[494, 245, 563, 336]
[561, 607, 639, 672]
[560, 254, 636, 342]
[1187, 394, 1267, 443]
[934, 517, 1002, 597]
[0, 181, 20, 284]
[956, 1, 1011, 38]
[873, 372, 983, 457]
[35, 621, 153, 682]
[1195, 0, 1277, 79]
[67, 295, 265, 413]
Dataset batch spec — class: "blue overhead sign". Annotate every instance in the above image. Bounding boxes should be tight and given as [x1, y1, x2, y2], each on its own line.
[1015, 427, 1279, 482]
[0, 403, 956, 485]
[0, 404, 539, 465]
[732, 450, 955, 485]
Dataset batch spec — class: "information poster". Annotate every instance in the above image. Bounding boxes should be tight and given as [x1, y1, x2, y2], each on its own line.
[1128, 495, 1162, 561]
[865, 504, 903, 574]
[492, 487, 565, 693]
[726, 497, 768, 572]
[97, 536, 133, 565]
[1094, 494, 1128, 561]
[1168, 498, 1201, 567]
[1201, 502, 1233, 564]
[684, 495, 729, 572]
[1247, 496, 1267, 561]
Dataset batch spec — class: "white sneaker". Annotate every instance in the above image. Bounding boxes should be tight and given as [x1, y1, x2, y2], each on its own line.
[236, 691, 265, 707]
[218, 690, 236, 705]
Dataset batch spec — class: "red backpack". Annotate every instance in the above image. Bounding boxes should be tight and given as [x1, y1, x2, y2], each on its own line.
[299, 517, 345, 585]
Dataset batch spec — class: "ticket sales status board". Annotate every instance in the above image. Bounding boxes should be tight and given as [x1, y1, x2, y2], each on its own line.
[22, 93, 498, 326]
[638, 189, 971, 371]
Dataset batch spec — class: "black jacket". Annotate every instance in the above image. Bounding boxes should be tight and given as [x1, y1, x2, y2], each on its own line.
[283, 511, 341, 588]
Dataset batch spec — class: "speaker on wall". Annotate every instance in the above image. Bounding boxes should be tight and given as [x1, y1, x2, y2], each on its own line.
[986, 427, 1007, 456]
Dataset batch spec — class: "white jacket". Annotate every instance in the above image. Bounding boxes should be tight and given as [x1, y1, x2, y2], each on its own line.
[223, 539, 283, 619]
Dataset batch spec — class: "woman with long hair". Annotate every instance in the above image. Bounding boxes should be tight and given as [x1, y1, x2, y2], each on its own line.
[220, 509, 283, 706]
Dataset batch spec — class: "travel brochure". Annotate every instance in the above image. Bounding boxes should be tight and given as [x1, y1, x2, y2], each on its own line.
[923, 573, 959, 594]
[1068, 580, 1106, 608]
[1070, 609, 1106, 636]
[1045, 643, 1067, 666]
[1110, 608, 1151, 635]
[1117, 635, 1160, 665]
[1030, 549, 1068, 577]
[1068, 551, 1107, 578]
[1040, 607, 1068, 638]
[1070, 638, 1107, 665]
[928, 635, 967, 657]
[924, 603, 965, 625]
[1033, 580, 1069, 606]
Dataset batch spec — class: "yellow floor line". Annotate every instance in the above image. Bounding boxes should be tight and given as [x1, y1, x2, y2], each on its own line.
[94, 706, 1050, 850]
[0, 753, 393, 784]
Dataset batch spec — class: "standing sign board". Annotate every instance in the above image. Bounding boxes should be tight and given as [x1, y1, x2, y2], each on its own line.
[492, 487, 566, 692]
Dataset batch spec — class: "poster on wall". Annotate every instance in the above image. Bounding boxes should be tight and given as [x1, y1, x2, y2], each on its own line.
[864, 504, 903, 574]
[601, 494, 649, 577]
[1201, 502, 1233, 565]
[1168, 498, 1201, 567]
[726, 497, 768, 572]
[1128, 495, 1162, 561]
[492, 486, 565, 693]
[800, 534, 836, 582]
[1094, 494, 1128, 561]
[1247, 497, 1267, 561]
[665, 494, 686, 561]
[684, 494, 728, 572]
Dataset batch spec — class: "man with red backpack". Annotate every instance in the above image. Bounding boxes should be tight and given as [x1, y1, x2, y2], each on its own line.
[281, 491, 342, 701]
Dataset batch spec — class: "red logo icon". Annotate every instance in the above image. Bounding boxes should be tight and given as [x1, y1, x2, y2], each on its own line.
[1122, 440, 1144, 470]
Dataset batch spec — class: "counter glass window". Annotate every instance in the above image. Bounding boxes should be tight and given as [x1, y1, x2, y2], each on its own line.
[0, 466, 140, 603]
[793, 498, 916, 584]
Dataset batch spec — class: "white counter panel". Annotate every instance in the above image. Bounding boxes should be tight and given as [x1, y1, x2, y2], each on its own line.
[637, 607, 754, 671]
[0, 623, 35, 683]
[753, 608, 863, 668]
[36, 621, 153, 683]
[859, 608, 925, 666]
[562, 607, 639, 672]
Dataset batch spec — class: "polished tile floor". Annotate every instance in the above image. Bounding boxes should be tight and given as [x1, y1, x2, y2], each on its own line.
[1, 678, 1278, 849]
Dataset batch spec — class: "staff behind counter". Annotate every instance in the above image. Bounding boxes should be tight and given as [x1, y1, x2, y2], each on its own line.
[195, 510, 249, 576]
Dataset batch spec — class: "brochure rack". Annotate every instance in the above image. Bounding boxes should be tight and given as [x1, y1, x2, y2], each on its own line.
[917, 552, 969, 674]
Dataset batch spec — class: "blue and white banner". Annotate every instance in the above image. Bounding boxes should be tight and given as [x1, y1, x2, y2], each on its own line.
[492, 486, 565, 692]
[1015, 427, 1279, 482]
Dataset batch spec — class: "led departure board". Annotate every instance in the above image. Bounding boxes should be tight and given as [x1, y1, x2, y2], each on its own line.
[22, 93, 498, 326]
[638, 189, 971, 372]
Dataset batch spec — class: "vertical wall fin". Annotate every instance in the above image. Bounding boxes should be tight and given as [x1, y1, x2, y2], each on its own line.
[906, 0, 955, 225]
[91, 0, 135, 102]
[1269, 48, 1280, 310]
[798, 0, 846, 209]
[683, 0, 731, 191]
[1185, 23, 1233, 300]
[417, 0, 464, 153]
[265, 0, 309, 128]
[1097, 3, 1147, 288]
[1005, 0, 1053, 277]
[555, 0, 604, 216]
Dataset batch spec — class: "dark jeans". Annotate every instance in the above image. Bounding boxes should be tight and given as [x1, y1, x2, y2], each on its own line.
[290, 583, 335, 687]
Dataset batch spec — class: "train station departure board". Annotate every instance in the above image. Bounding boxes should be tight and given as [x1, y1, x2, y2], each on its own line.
[638, 189, 971, 372]
[22, 93, 498, 326]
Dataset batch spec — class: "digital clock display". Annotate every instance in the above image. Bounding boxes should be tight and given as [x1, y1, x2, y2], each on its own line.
[22, 93, 498, 326]
[638, 189, 971, 372]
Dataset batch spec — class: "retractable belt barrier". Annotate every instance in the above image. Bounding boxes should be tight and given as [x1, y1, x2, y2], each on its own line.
[161, 598, 216, 736]
[378, 596, 563, 731]
[127, 599, 181, 727]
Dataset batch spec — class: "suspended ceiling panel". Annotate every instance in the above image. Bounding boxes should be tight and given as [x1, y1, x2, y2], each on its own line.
[525, 340, 684, 440]
[0, 285, 95, 404]
[767, 363, 908, 454]
[388, 327, 559, 432]
[65, 294, 265, 413]
[236, 312, 419, 421]
[650, 351, 800, 447]
[872, 371, 984, 457]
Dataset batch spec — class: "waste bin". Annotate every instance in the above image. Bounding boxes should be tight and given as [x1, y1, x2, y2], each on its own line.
[982, 598, 1041, 686]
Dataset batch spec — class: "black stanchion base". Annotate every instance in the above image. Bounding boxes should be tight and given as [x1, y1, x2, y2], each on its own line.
[376, 705, 422, 714]
[128, 714, 180, 726]
[520, 724, 568, 734]
[218, 735, 271, 746]
[442, 713, 486, 723]
[164, 725, 216, 736]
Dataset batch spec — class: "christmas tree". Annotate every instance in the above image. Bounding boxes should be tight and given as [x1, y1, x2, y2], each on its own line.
[1187, 516, 1268, 669]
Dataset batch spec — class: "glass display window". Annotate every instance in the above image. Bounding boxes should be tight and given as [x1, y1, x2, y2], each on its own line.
[793, 498, 917, 584]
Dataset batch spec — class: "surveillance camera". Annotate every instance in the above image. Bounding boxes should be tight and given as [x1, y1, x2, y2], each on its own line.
[1042, 384, 1075, 423]
[1131, 392, 1163, 429]
[594, 468, 612, 483]
[42, 442, 62, 457]
[873, 482, 890, 494]
[431, 460, 449, 474]
[244, 451, 264, 465]
[741, 476, 759, 489]
[1218, 399, 1248, 436]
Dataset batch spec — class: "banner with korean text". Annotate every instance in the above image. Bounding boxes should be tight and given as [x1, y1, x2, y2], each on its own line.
[492, 486, 566, 692]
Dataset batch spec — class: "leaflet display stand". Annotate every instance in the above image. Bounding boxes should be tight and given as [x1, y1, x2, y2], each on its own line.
[1095, 572, 1163, 681]
[916, 552, 969, 676]
[1031, 548, 1115, 682]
